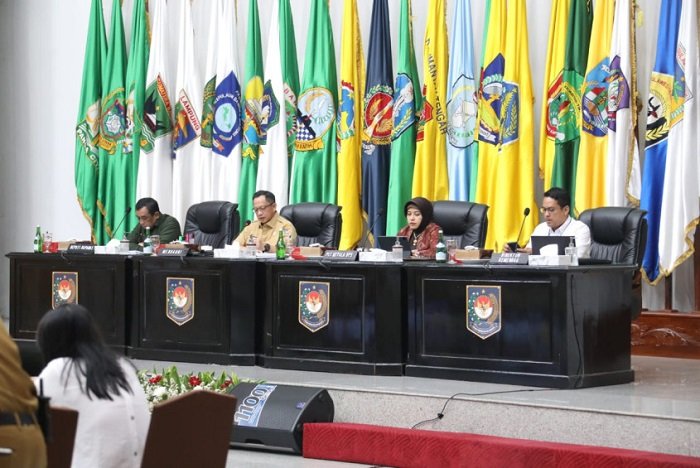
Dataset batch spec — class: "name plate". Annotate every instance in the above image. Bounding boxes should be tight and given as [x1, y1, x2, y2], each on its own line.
[489, 252, 529, 265]
[158, 247, 189, 257]
[67, 244, 95, 254]
[322, 250, 358, 261]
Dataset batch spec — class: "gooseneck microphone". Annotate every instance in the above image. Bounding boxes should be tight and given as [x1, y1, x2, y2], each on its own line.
[359, 208, 385, 251]
[110, 206, 132, 241]
[513, 207, 531, 248]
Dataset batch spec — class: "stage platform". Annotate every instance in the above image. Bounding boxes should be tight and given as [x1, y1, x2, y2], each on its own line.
[132, 355, 700, 467]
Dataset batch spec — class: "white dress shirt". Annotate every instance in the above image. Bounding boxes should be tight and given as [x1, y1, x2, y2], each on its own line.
[526, 216, 591, 258]
[38, 357, 150, 468]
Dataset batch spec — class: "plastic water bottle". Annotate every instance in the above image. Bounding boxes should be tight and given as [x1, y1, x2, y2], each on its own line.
[565, 237, 578, 266]
[392, 237, 404, 263]
[435, 230, 447, 263]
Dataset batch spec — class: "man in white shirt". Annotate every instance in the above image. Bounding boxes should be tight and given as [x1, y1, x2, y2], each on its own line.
[507, 187, 591, 258]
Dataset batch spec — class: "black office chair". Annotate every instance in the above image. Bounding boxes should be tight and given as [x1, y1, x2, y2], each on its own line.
[183, 201, 239, 248]
[579, 206, 647, 319]
[279, 203, 342, 248]
[432, 201, 489, 248]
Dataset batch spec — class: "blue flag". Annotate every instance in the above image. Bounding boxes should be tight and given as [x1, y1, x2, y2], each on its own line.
[447, 0, 478, 201]
[361, 0, 393, 238]
[640, 0, 682, 283]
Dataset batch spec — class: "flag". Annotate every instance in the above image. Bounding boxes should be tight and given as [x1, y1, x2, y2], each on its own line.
[476, 0, 537, 250]
[337, 0, 365, 249]
[257, 0, 299, 208]
[361, 0, 393, 238]
[605, 0, 641, 207]
[211, 0, 243, 202]
[386, 0, 422, 235]
[75, 0, 106, 243]
[550, 0, 592, 213]
[575, 0, 614, 213]
[172, 0, 206, 225]
[640, 0, 682, 283]
[238, 0, 264, 227]
[137, 0, 173, 217]
[538, 0, 570, 191]
[412, 0, 448, 201]
[289, 0, 338, 204]
[95, 0, 127, 245]
[641, 0, 698, 283]
[446, 0, 478, 202]
[199, 0, 220, 202]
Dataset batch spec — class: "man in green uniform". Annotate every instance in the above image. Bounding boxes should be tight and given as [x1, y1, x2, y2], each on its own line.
[126, 198, 182, 244]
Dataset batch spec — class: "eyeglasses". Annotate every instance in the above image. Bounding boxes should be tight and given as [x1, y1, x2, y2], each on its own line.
[540, 207, 559, 214]
[252, 203, 273, 214]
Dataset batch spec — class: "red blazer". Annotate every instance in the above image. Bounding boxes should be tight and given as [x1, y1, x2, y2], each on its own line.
[397, 222, 441, 258]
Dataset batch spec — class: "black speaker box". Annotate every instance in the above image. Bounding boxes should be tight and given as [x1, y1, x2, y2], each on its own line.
[228, 382, 334, 454]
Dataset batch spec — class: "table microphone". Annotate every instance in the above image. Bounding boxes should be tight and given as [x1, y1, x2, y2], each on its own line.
[359, 208, 385, 251]
[110, 206, 132, 241]
[510, 207, 531, 250]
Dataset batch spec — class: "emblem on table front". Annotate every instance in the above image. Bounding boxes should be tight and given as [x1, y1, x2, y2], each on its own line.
[298, 281, 330, 332]
[52, 272, 78, 308]
[466, 285, 501, 339]
[166, 277, 194, 326]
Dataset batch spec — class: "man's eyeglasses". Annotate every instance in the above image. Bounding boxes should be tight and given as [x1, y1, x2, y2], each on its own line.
[253, 204, 273, 214]
[540, 207, 559, 214]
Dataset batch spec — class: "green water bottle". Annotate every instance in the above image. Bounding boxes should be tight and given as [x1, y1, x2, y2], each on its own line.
[435, 229, 447, 263]
[276, 229, 286, 260]
[143, 227, 153, 254]
[33, 225, 43, 253]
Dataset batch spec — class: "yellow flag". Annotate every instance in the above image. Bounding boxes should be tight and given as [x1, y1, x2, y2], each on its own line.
[538, 0, 571, 191]
[476, 0, 537, 250]
[412, 0, 448, 201]
[575, 0, 615, 213]
[337, 0, 366, 249]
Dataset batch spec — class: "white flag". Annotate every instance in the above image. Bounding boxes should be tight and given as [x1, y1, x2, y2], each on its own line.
[172, 0, 208, 224]
[658, 0, 699, 276]
[136, 0, 173, 214]
[606, 0, 641, 207]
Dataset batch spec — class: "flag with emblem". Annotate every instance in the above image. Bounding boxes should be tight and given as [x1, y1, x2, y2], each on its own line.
[575, 0, 614, 213]
[75, 0, 106, 243]
[446, 0, 478, 202]
[257, 0, 299, 208]
[289, 0, 338, 204]
[238, 0, 264, 227]
[642, 0, 698, 283]
[386, 0, 422, 235]
[538, 0, 571, 192]
[550, 0, 592, 213]
[337, 0, 365, 249]
[477, 0, 537, 249]
[606, 0, 641, 207]
[411, 0, 448, 201]
[172, 0, 207, 224]
[137, 0, 173, 216]
[361, 0, 393, 238]
[95, 0, 127, 245]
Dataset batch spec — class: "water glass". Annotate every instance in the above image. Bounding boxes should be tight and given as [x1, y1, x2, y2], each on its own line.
[150, 234, 161, 254]
[446, 239, 457, 264]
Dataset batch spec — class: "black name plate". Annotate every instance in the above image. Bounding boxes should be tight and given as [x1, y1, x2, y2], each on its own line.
[158, 247, 189, 257]
[489, 253, 529, 265]
[322, 250, 358, 261]
[67, 244, 95, 254]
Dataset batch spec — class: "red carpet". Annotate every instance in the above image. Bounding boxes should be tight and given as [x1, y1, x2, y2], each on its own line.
[303, 423, 700, 468]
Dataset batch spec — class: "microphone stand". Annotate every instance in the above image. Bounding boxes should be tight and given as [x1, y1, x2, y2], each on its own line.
[109, 207, 132, 242]
[358, 210, 384, 251]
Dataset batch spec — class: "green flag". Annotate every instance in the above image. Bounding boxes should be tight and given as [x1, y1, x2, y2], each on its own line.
[238, 0, 264, 228]
[123, 0, 149, 236]
[386, 0, 422, 234]
[95, 0, 127, 244]
[551, 0, 592, 213]
[280, 0, 300, 177]
[75, 0, 106, 243]
[290, 0, 338, 204]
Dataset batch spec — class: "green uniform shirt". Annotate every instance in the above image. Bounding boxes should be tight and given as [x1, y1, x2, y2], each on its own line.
[126, 213, 182, 244]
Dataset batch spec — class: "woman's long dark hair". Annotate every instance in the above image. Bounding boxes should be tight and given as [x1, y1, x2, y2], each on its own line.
[37, 303, 132, 400]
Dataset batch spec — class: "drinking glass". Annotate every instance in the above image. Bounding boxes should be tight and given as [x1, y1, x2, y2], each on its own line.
[446, 239, 457, 264]
[150, 235, 161, 254]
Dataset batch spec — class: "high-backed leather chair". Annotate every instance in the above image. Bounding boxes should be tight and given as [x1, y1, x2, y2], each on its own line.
[183, 201, 239, 248]
[432, 201, 489, 248]
[578, 207, 647, 266]
[279, 203, 342, 248]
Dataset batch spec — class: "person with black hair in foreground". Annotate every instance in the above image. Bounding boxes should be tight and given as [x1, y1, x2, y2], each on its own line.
[36, 304, 149, 468]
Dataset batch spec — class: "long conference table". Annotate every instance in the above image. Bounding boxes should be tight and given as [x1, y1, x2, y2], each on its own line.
[7, 252, 636, 388]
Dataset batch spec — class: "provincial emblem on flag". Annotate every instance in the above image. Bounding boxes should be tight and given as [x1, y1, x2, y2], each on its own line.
[99, 91, 127, 154]
[283, 83, 298, 149]
[645, 72, 674, 148]
[392, 73, 416, 141]
[466, 285, 501, 339]
[76, 100, 101, 163]
[416, 85, 433, 142]
[295, 87, 335, 151]
[581, 63, 609, 137]
[213, 72, 242, 156]
[447, 74, 476, 148]
[606, 56, 631, 131]
[258, 80, 280, 146]
[556, 73, 582, 144]
[52, 272, 78, 309]
[298, 281, 330, 332]
[500, 81, 520, 146]
[337, 81, 356, 140]
[141, 75, 173, 153]
[363, 84, 393, 145]
[200, 77, 216, 148]
[545, 73, 564, 141]
[173, 89, 202, 150]
[166, 277, 194, 326]
[477, 54, 505, 146]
